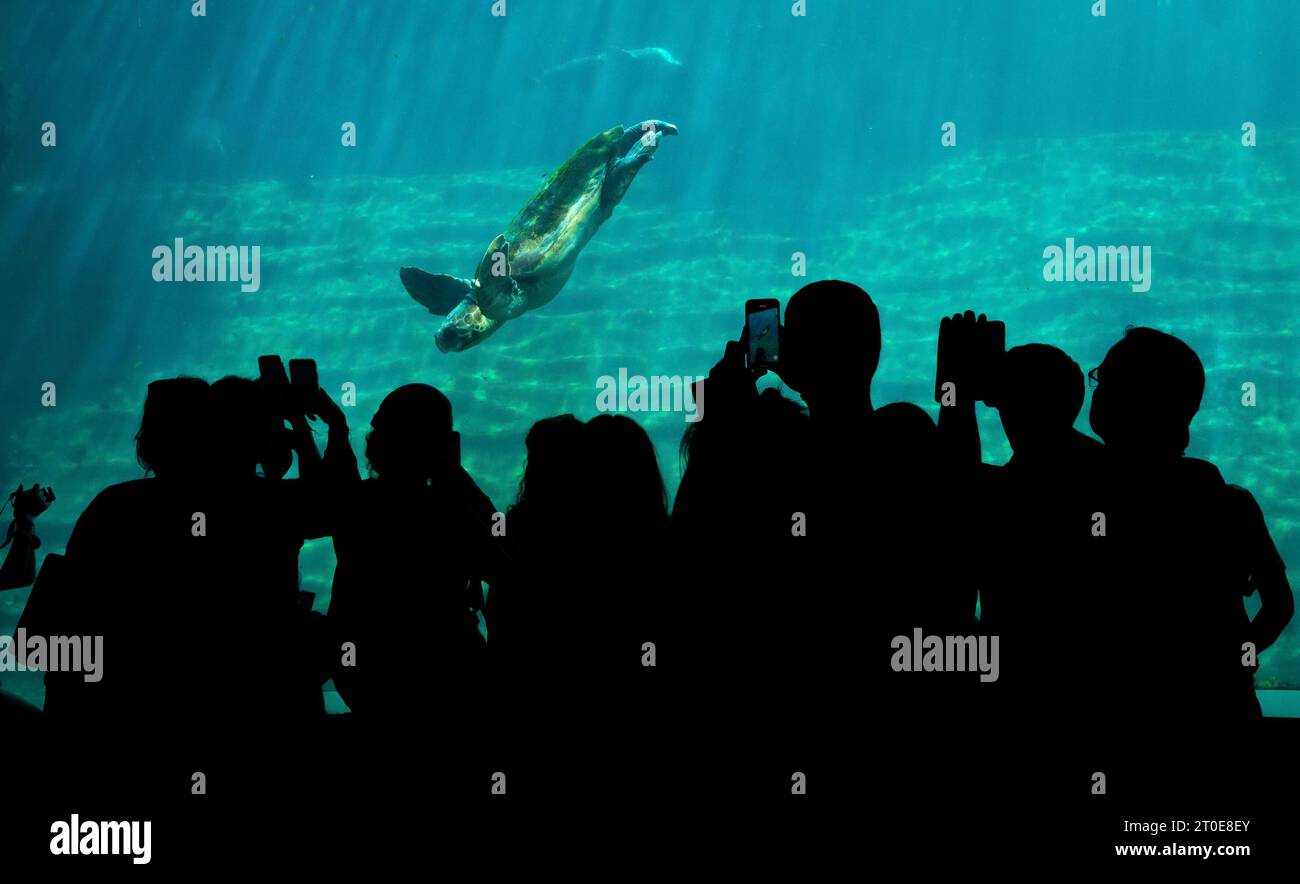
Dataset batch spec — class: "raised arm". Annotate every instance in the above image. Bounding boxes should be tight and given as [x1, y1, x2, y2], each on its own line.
[935, 311, 995, 466]
[313, 387, 361, 483]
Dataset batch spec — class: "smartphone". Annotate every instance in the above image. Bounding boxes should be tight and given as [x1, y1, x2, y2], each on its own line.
[973, 319, 1006, 403]
[288, 358, 319, 419]
[934, 316, 1006, 403]
[745, 298, 780, 368]
[258, 355, 289, 389]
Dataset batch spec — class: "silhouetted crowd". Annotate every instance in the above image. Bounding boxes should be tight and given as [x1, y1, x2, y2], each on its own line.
[1, 280, 1293, 809]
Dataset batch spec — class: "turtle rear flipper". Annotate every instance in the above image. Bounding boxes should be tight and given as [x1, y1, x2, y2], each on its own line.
[400, 267, 474, 315]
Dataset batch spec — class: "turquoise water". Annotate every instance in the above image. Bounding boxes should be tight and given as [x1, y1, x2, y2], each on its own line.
[0, 1, 1297, 708]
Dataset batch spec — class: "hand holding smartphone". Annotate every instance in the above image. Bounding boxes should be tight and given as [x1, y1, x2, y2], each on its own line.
[935, 312, 1005, 404]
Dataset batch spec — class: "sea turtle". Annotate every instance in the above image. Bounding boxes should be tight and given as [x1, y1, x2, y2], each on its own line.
[400, 119, 678, 352]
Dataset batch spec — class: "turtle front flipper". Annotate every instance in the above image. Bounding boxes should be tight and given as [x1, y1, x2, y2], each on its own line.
[473, 233, 529, 321]
[400, 267, 474, 315]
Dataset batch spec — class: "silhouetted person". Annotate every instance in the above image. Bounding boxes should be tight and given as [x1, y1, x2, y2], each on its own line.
[969, 342, 1105, 728]
[47, 376, 335, 729]
[778, 281, 971, 635]
[0, 483, 53, 719]
[483, 412, 588, 774]
[671, 385, 812, 777]
[673, 280, 968, 803]
[490, 412, 671, 677]
[41, 377, 212, 720]
[328, 384, 502, 719]
[208, 375, 342, 717]
[250, 372, 358, 702]
[579, 413, 669, 711]
[1088, 328, 1292, 736]
[484, 414, 588, 672]
[486, 412, 668, 796]
[780, 282, 971, 690]
[0, 483, 53, 590]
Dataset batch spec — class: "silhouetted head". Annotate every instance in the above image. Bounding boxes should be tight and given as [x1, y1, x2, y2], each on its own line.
[365, 383, 455, 482]
[512, 413, 583, 502]
[676, 388, 808, 527]
[1089, 327, 1204, 456]
[871, 401, 937, 467]
[210, 376, 281, 479]
[989, 344, 1085, 454]
[135, 376, 210, 479]
[780, 280, 881, 408]
[585, 413, 668, 530]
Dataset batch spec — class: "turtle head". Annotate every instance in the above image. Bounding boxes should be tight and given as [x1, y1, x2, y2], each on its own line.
[603, 120, 677, 207]
[435, 296, 500, 353]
